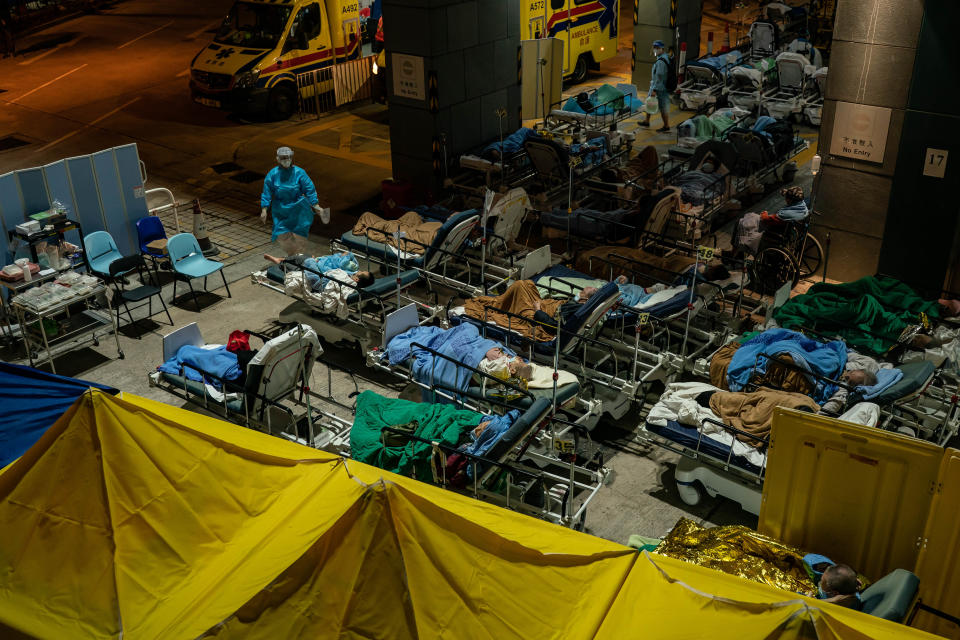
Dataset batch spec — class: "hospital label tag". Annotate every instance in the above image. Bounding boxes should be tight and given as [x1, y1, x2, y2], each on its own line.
[554, 439, 575, 454]
[638, 312, 650, 325]
[698, 245, 714, 261]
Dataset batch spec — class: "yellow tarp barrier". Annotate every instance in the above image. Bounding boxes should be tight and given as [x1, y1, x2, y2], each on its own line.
[0, 391, 944, 639]
[761, 407, 960, 638]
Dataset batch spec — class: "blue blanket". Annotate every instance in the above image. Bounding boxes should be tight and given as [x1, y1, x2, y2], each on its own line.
[727, 329, 847, 404]
[858, 368, 903, 401]
[157, 345, 242, 389]
[483, 127, 537, 158]
[619, 283, 653, 308]
[461, 409, 521, 478]
[303, 252, 358, 290]
[388, 324, 514, 401]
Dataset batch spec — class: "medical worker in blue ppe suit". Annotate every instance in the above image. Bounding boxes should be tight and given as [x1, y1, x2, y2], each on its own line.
[261, 147, 330, 255]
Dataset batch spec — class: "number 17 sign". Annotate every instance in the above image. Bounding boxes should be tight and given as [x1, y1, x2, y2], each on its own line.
[923, 148, 948, 179]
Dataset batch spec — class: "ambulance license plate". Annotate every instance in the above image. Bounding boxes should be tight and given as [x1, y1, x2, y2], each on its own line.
[195, 97, 220, 108]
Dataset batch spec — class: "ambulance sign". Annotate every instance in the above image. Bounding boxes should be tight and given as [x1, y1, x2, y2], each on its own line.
[392, 53, 425, 101]
[829, 101, 891, 164]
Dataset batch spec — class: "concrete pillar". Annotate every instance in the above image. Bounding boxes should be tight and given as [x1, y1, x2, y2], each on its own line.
[814, 0, 925, 282]
[384, 0, 521, 194]
[877, 1, 960, 294]
[631, 0, 701, 90]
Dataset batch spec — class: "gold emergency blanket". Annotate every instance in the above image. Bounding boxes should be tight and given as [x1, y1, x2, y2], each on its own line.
[655, 518, 816, 596]
[352, 211, 442, 255]
[463, 280, 564, 341]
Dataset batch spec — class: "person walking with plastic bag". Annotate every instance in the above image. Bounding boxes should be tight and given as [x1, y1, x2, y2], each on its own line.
[639, 40, 672, 133]
[260, 147, 330, 255]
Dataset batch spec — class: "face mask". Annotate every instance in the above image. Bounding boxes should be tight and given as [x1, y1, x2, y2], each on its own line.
[278, 158, 293, 169]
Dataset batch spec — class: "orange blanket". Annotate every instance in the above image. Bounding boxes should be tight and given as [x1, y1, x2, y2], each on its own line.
[352, 211, 442, 255]
[463, 280, 564, 341]
[709, 390, 820, 448]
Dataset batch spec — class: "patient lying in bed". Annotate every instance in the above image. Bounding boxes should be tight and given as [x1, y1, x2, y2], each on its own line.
[352, 211, 443, 255]
[474, 346, 577, 396]
[265, 252, 375, 314]
[462, 280, 599, 341]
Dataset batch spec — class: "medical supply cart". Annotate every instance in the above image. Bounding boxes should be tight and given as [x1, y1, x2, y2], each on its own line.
[11, 274, 123, 374]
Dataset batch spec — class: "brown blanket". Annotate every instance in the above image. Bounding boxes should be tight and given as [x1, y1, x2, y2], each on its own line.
[575, 246, 698, 283]
[710, 340, 815, 397]
[463, 280, 564, 341]
[709, 390, 820, 448]
[352, 211, 442, 256]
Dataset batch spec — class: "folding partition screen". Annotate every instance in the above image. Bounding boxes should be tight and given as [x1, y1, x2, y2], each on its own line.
[0, 143, 149, 264]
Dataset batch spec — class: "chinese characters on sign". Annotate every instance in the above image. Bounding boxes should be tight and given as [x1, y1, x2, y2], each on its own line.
[392, 53, 425, 101]
[828, 101, 892, 164]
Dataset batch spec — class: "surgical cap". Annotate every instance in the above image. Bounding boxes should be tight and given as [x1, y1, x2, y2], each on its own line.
[276, 146, 294, 159]
[652, 40, 665, 48]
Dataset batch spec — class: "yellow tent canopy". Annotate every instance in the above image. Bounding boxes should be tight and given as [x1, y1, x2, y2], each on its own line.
[0, 391, 942, 640]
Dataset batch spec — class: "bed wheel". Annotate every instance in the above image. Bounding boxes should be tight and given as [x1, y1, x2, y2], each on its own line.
[676, 480, 704, 507]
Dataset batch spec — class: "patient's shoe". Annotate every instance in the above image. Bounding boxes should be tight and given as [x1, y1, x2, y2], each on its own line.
[657, 126, 671, 133]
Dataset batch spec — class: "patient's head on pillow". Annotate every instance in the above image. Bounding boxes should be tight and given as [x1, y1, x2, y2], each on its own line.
[508, 358, 533, 381]
[578, 286, 599, 302]
[842, 369, 877, 387]
[353, 271, 375, 288]
[701, 161, 715, 174]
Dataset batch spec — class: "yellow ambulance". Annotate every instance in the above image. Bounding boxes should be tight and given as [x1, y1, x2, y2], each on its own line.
[190, 0, 361, 119]
[521, 0, 620, 83]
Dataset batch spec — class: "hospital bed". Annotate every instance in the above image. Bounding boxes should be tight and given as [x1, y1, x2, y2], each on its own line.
[332, 209, 513, 297]
[368, 303, 604, 427]
[678, 51, 743, 113]
[446, 267, 672, 418]
[726, 58, 777, 112]
[148, 322, 327, 441]
[761, 52, 810, 121]
[522, 134, 630, 206]
[747, 20, 780, 61]
[323, 394, 607, 529]
[250, 257, 428, 353]
[545, 84, 643, 131]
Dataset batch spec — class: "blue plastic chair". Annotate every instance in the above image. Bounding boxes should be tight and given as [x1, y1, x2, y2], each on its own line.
[166, 233, 231, 310]
[136, 216, 168, 264]
[83, 231, 123, 278]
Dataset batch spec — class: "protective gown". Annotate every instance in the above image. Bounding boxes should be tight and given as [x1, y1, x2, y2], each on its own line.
[261, 165, 319, 241]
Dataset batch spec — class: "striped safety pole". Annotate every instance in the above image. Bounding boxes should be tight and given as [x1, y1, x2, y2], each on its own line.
[706, 31, 713, 55]
[678, 41, 687, 84]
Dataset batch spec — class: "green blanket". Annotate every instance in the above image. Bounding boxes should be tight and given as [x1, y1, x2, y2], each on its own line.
[772, 276, 941, 355]
[350, 391, 482, 480]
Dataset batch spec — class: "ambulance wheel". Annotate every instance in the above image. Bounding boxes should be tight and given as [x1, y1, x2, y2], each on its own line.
[676, 480, 703, 507]
[570, 55, 588, 85]
[268, 84, 297, 120]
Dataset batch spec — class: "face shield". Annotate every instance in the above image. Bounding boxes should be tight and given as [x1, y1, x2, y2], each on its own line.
[276, 147, 294, 169]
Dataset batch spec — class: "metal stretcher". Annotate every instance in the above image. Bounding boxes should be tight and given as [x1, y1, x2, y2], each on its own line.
[332, 209, 513, 296]
[250, 256, 430, 353]
[678, 52, 743, 113]
[368, 303, 603, 427]
[148, 322, 324, 440]
[761, 52, 810, 120]
[321, 395, 607, 529]
[446, 272, 663, 419]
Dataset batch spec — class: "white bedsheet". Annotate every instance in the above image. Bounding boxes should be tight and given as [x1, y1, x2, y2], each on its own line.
[646, 381, 767, 468]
